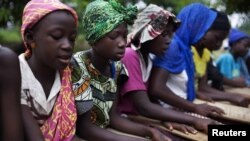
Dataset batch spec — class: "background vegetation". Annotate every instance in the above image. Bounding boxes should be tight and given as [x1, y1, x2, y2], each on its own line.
[0, 0, 249, 54]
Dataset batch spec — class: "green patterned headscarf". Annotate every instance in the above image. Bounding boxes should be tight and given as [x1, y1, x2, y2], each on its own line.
[83, 0, 137, 45]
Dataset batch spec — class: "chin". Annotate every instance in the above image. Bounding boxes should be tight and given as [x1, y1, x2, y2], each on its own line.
[112, 57, 122, 61]
[58, 64, 69, 71]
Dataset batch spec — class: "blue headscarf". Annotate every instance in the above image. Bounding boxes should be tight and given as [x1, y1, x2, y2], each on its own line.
[229, 28, 250, 46]
[153, 3, 217, 101]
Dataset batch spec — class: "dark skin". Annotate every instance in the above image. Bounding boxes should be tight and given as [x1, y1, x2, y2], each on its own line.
[0, 47, 23, 141]
[149, 29, 226, 118]
[22, 11, 78, 141]
[247, 57, 250, 75]
[195, 30, 250, 107]
[123, 22, 220, 134]
[246, 38, 250, 74]
[223, 38, 250, 87]
[76, 23, 172, 141]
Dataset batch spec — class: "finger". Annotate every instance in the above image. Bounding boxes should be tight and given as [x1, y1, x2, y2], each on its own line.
[163, 122, 173, 131]
[185, 126, 198, 134]
[178, 126, 189, 135]
[211, 107, 225, 115]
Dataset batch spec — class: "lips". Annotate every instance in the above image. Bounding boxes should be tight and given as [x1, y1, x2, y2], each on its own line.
[57, 55, 71, 65]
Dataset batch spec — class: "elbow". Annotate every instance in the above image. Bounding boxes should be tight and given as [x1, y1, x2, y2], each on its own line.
[148, 84, 162, 98]
[148, 83, 158, 95]
[136, 104, 153, 118]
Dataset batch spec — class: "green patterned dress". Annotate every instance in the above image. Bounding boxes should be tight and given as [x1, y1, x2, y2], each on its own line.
[72, 50, 128, 128]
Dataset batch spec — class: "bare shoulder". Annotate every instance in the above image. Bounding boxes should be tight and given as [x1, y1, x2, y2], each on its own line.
[0, 46, 19, 67]
[0, 46, 20, 81]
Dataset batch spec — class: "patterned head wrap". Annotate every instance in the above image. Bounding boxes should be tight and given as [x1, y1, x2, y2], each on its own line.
[128, 4, 180, 49]
[82, 0, 137, 45]
[21, 0, 78, 57]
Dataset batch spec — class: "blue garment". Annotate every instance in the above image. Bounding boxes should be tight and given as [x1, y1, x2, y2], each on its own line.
[229, 28, 250, 46]
[240, 58, 250, 86]
[216, 53, 241, 79]
[153, 3, 217, 101]
[216, 52, 250, 86]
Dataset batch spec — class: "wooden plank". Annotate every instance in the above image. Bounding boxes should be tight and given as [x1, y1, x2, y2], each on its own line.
[107, 128, 149, 140]
[194, 99, 250, 123]
[127, 115, 207, 141]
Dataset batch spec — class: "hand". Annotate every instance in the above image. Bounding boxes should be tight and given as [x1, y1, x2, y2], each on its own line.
[229, 94, 250, 107]
[149, 127, 172, 141]
[163, 122, 197, 135]
[194, 103, 225, 117]
[193, 118, 221, 134]
[197, 93, 214, 102]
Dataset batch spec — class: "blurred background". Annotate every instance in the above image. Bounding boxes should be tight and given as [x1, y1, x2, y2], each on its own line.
[0, 0, 249, 54]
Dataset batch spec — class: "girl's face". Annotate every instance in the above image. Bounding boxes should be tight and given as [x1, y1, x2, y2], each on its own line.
[199, 29, 228, 51]
[93, 23, 128, 61]
[144, 23, 174, 56]
[232, 38, 250, 57]
[26, 10, 77, 70]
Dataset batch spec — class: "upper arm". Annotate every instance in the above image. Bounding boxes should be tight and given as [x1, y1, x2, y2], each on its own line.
[21, 105, 44, 141]
[149, 67, 170, 93]
[120, 50, 146, 96]
[71, 56, 93, 115]
[0, 48, 23, 141]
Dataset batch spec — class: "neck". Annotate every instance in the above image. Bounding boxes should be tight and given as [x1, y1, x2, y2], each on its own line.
[140, 46, 150, 65]
[230, 50, 238, 59]
[90, 49, 110, 74]
[27, 56, 56, 79]
[195, 45, 205, 57]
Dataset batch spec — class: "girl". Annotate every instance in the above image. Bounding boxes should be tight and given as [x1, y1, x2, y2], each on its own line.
[118, 4, 219, 134]
[72, 0, 170, 141]
[150, 3, 249, 119]
[150, 3, 225, 117]
[216, 28, 250, 88]
[20, 0, 79, 140]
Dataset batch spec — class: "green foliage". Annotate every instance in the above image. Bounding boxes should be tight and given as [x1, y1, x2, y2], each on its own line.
[0, 27, 21, 43]
[224, 0, 250, 14]
[1, 0, 250, 47]
[0, 0, 29, 27]
[239, 19, 250, 34]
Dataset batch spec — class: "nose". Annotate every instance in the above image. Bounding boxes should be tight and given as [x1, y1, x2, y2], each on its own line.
[61, 38, 73, 51]
[117, 36, 126, 49]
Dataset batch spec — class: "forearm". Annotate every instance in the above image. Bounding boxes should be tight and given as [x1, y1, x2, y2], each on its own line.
[198, 83, 231, 101]
[151, 87, 196, 112]
[110, 114, 152, 138]
[77, 112, 144, 141]
[223, 77, 245, 87]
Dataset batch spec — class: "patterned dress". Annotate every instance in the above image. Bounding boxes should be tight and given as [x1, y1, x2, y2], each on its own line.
[72, 50, 128, 128]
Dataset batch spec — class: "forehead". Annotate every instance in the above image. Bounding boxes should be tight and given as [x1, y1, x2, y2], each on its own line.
[33, 10, 76, 31]
[109, 23, 128, 33]
[207, 30, 228, 38]
[238, 38, 250, 45]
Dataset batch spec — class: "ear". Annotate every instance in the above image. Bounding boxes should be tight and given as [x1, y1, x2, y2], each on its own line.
[24, 29, 35, 47]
